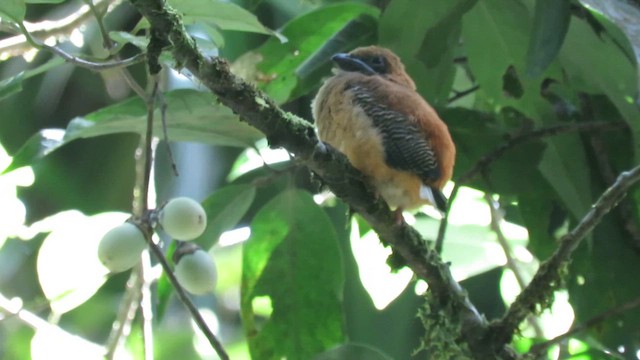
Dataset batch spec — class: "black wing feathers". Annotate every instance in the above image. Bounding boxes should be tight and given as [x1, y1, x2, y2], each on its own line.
[347, 84, 441, 183]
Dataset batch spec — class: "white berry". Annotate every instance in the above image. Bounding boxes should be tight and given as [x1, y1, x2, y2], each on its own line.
[159, 197, 207, 241]
[175, 248, 217, 295]
[98, 222, 146, 273]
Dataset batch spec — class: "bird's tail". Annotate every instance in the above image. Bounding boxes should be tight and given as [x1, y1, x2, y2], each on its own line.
[421, 186, 448, 213]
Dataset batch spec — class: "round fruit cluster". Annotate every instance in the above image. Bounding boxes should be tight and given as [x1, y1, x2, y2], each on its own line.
[97, 197, 217, 294]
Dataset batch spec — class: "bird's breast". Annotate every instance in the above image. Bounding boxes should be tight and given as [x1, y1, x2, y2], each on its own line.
[312, 78, 428, 210]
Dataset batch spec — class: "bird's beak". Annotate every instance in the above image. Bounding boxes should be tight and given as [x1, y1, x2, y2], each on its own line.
[331, 53, 376, 75]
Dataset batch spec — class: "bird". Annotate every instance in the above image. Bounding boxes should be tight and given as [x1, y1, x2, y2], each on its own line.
[311, 46, 455, 222]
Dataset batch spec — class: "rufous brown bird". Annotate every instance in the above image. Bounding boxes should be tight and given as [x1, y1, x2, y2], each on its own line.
[311, 46, 455, 221]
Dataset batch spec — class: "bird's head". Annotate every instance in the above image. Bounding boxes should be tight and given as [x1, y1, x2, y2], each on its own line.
[331, 46, 416, 89]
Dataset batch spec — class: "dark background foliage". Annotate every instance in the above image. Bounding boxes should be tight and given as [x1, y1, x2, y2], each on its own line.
[0, 0, 639, 359]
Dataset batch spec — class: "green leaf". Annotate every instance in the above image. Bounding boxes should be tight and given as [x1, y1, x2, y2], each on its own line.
[3, 89, 263, 173]
[196, 184, 256, 250]
[525, 0, 571, 77]
[233, 3, 380, 103]
[170, 0, 283, 39]
[0, 72, 24, 102]
[462, 0, 529, 101]
[569, 212, 640, 353]
[37, 211, 128, 314]
[2, 129, 65, 174]
[241, 190, 345, 360]
[108, 31, 149, 50]
[0, 0, 25, 21]
[559, 16, 640, 162]
[0, 57, 65, 101]
[156, 240, 177, 321]
[295, 14, 378, 89]
[314, 343, 393, 360]
[379, 0, 477, 105]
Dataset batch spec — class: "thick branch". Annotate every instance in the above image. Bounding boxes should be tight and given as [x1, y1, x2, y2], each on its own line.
[128, 0, 502, 357]
[487, 164, 640, 348]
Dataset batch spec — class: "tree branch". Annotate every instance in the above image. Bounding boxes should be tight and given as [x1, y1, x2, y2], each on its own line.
[526, 296, 640, 358]
[487, 164, 640, 349]
[128, 0, 506, 357]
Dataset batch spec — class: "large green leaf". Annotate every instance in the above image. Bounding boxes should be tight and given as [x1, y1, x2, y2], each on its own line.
[0, 0, 25, 22]
[3, 89, 263, 173]
[579, 0, 640, 88]
[314, 343, 393, 360]
[195, 183, 256, 250]
[241, 190, 345, 359]
[462, 0, 530, 101]
[379, 0, 477, 105]
[525, 0, 571, 77]
[569, 211, 640, 354]
[232, 3, 380, 104]
[170, 0, 282, 38]
[559, 18, 640, 162]
[0, 57, 65, 101]
[295, 14, 378, 91]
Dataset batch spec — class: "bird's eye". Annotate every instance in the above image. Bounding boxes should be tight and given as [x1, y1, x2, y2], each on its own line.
[368, 56, 388, 74]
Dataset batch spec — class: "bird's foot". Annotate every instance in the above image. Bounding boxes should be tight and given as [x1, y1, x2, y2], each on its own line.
[394, 208, 405, 225]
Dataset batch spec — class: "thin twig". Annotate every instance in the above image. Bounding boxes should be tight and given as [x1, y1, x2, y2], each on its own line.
[488, 164, 640, 348]
[0, 0, 115, 56]
[435, 183, 459, 254]
[527, 296, 640, 358]
[105, 269, 142, 359]
[457, 121, 626, 185]
[140, 251, 154, 360]
[485, 194, 544, 338]
[134, 74, 227, 358]
[158, 92, 179, 176]
[448, 84, 480, 103]
[41, 42, 145, 71]
[15, 21, 145, 71]
[581, 96, 640, 251]
[145, 238, 229, 360]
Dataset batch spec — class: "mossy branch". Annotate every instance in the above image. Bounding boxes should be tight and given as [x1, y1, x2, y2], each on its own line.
[128, 0, 501, 357]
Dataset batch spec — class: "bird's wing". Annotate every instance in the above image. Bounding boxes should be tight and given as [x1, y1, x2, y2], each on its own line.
[346, 83, 441, 183]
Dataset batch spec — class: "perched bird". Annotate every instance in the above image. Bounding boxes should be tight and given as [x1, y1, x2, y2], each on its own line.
[311, 46, 455, 220]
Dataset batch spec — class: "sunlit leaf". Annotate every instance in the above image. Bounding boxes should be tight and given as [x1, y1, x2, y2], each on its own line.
[314, 343, 393, 360]
[233, 3, 379, 103]
[350, 218, 413, 310]
[3, 89, 263, 173]
[0, 0, 26, 22]
[31, 325, 104, 360]
[2, 129, 65, 174]
[171, 0, 283, 40]
[525, 0, 571, 77]
[195, 183, 256, 250]
[36, 211, 128, 314]
[241, 190, 345, 359]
